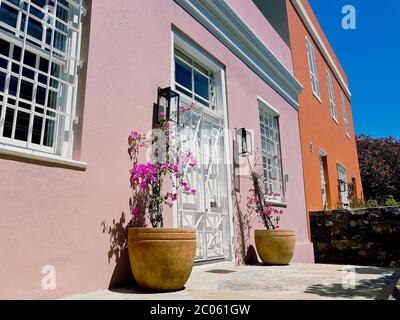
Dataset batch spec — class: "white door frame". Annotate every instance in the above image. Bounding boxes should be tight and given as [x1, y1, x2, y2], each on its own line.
[170, 30, 235, 263]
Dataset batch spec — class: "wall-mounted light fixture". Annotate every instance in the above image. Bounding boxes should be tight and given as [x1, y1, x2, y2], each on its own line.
[156, 87, 180, 124]
[236, 128, 253, 157]
[338, 179, 347, 192]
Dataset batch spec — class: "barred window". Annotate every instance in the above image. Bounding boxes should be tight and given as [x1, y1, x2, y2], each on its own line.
[259, 100, 284, 203]
[0, 0, 85, 158]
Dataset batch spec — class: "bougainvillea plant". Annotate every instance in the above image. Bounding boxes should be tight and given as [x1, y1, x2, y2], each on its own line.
[128, 104, 197, 228]
[246, 160, 284, 230]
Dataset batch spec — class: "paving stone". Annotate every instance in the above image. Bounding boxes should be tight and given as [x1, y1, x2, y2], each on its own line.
[60, 263, 400, 300]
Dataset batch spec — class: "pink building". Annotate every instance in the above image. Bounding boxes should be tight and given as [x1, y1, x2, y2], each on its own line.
[0, 0, 313, 299]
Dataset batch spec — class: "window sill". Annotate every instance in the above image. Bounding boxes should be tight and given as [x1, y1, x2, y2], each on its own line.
[332, 116, 339, 125]
[0, 144, 87, 170]
[313, 91, 322, 104]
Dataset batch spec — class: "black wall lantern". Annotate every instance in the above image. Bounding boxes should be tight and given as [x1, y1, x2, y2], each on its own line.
[236, 128, 253, 157]
[338, 179, 347, 192]
[156, 87, 180, 124]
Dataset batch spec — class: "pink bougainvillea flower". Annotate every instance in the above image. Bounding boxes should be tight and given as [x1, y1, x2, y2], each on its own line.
[132, 207, 140, 217]
[191, 188, 197, 195]
[159, 112, 166, 118]
[139, 181, 148, 190]
[128, 131, 141, 142]
[171, 193, 177, 201]
[179, 105, 190, 112]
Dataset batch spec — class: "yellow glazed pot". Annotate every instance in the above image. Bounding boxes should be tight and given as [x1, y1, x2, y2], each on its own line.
[255, 229, 296, 265]
[128, 228, 196, 291]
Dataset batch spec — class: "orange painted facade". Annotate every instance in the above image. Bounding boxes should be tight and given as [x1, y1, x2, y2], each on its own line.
[286, 0, 363, 213]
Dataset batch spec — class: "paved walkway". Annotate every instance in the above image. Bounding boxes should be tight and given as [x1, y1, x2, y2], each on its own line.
[61, 263, 400, 300]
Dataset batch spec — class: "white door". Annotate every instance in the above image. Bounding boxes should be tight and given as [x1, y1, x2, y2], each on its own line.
[337, 164, 349, 207]
[319, 156, 328, 210]
[177, 106, 231, 262]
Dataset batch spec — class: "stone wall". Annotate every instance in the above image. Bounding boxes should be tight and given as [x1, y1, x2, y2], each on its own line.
[309, 207, 400, 268]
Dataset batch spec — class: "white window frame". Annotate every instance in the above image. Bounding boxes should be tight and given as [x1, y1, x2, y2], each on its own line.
[318, 148, 328, 210]
[326, 69, 338, 123]
[340, 92, 350, 138]
[0, 0, 85, 162]
[305, 36, 321, 101]
[258, 97, 285, 204]
[174, 48, 216, 111]
[337, 163, 349, 207]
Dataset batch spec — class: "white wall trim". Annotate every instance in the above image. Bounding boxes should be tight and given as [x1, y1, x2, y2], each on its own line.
[174, 0, 303, 109]
[257, 96, 280, 116]
[0, 143, 87, 170]
[318, 147, 328, 157]
[290, 0, 352, 100]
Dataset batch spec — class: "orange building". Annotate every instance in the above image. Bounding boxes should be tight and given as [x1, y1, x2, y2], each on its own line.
[285, 0, 363, 212]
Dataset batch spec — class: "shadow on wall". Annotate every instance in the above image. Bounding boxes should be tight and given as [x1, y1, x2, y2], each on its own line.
[232, 141, 258, 265]
[101, 212, 135, 289]
[101, 208, 147, 289]
[304, 267, 400, 300]
[100, 133, 151, 289]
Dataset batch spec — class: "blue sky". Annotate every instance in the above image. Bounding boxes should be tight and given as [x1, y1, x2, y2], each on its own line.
[308, 0, 400, 138]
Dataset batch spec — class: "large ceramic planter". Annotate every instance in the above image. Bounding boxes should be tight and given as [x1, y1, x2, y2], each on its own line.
[128, 228, 196, 291]
[255, 229, 296, 265]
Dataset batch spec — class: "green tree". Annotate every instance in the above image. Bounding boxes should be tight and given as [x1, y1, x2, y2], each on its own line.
[356, 135, 400, 201]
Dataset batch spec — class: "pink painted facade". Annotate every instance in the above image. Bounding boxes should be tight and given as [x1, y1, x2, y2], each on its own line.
[0, 0, 313, 299]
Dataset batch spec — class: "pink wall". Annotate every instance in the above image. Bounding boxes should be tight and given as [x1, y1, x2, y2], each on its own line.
[0, 0, 312, 299]
[226, 0, 294, 72]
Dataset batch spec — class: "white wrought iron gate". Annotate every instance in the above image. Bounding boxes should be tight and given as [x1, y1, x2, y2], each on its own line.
[177, 107, 231, 262]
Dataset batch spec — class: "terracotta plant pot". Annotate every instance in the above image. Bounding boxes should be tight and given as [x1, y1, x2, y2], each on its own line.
[255, 229, 296, 265]
[128, 228, 196, 291]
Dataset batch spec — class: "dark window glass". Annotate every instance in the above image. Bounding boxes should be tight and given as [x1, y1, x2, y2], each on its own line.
[38, 74, 47, 85]
[27, 17, 43, 41]
[46, 28, 52, 46]
[23, 51, 36, 68]
[0, 71, 5, 91]
[20, 80, 33, 100]
[0, 38, 10, 56]
[13, 46, 21, 61]
[8, 76, 18, 95]
[32, 0, 47, 7]
[31, 116, 43, 145]
[36, 86, 46, 105]
[194, 71, 209, 100]
[39, 58, 49, 73]
[19, 101, 31, 110]
[51, 63, 60, 77]
[44, 119, 55, 147]
[22, 67, 35, 80]
[3, 107, 15, 138]
[175, 60, 192, 91]
[0, 3, 18, 28]
[14, 111, 30, 141]
[11, 63, 19, 74]
[53, 31, 66, 52]
[47, 90, 57, 109]
[56, 5, 68, 22]
[0, 57, 7, 69]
